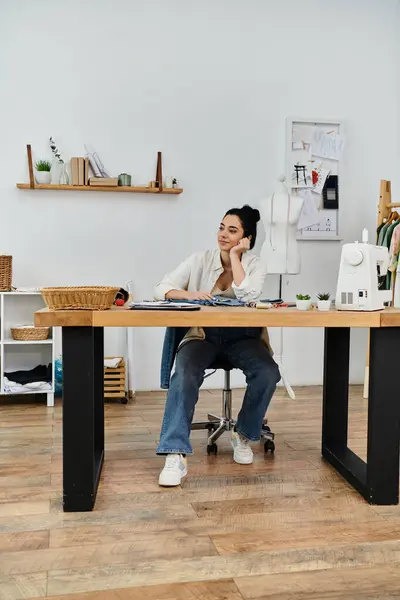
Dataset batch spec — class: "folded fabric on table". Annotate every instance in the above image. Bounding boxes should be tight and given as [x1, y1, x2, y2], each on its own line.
[4, 364, 52, 385]
[168, 295, 246, 307]
[4, 377, 52, 394]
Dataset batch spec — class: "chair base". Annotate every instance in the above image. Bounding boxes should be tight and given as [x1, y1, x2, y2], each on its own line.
[191, 369, 276, 454]
[192, 413, 275, 448]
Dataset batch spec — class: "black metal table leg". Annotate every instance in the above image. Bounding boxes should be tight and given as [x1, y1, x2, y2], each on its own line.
[322, 327, 350, 451]
[322, 327, 367, 494]
[322, 326, 400, 505]
[62, 326, 104, 511]
[367, 327, 400, 504]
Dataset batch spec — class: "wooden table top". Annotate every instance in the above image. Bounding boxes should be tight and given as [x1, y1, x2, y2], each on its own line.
[34, 305, 400, 328]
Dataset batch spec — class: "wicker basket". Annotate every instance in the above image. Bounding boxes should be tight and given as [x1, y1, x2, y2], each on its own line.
[11, 326, 50, 341]
[0, 256, 12, 291]
[40, 286, 120, 310]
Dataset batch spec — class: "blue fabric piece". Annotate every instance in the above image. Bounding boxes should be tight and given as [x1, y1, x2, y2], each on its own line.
[160, 327, 189, 390]
[168, 296, 246, 307]
[54, 356, 63, 396]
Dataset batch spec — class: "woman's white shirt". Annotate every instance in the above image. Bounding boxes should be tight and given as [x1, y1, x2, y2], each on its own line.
[154, 248, 267, 302]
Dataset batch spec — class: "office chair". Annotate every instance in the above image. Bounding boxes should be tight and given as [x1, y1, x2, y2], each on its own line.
[191, 358, 275, 455]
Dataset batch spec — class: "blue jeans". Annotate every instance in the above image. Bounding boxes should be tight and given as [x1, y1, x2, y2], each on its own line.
[156, 328, 281, 455]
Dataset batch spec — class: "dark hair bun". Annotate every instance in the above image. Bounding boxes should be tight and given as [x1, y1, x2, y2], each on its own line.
[241, 205, 260, 223]
[224, 204, 260, 249]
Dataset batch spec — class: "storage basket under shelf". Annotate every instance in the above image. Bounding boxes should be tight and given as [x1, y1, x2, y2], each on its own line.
[41, 286, 119, 310]
[0, 256, 12, 291]
[104, 358, 127, 403]
[10, 326, 50, 341]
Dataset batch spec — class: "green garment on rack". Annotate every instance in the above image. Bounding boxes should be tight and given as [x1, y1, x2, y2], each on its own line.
[383, 220, 400, 249]
[377, 221, 386, 242]
[378, 221, 392, 246]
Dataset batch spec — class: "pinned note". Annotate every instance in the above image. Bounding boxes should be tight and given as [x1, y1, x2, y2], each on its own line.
[311, 163, 331, 195]
[292, 141, 303, 150]
[297, 190, 320, 230]
[312, 130, 345, 161]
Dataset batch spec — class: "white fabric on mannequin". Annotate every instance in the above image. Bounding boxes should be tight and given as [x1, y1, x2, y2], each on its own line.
[260, 177, 304, 275]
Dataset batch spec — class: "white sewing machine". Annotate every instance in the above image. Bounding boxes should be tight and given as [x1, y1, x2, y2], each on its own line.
[336, 230, 392, 311]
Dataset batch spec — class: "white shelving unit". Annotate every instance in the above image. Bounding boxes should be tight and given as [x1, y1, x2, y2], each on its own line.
[0, 292, 54, 407]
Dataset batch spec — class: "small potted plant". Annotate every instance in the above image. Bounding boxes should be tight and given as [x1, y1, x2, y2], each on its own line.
[35, 160, 52, 184]
[296, 293, 311, 311]
[317, 292, 331, 311]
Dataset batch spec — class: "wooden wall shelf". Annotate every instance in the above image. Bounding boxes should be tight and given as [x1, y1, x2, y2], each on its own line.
[16, 184, 183, 194]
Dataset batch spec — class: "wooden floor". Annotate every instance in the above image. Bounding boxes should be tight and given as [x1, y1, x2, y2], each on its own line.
[1, 386, 400, 600]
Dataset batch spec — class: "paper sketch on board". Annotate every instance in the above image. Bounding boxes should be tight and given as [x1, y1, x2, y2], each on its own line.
[301, 209, 338, 236]
[311, 163, 330, 195]
[312, 130, 345, 161]
[292, 123, 313, 144]
[297, 190, 320, 230]
[290, 161, 313, 188]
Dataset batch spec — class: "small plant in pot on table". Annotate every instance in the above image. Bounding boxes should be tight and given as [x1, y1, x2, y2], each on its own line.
[296, 294, 311, 311]
[35, 160, 52, 184]
[317, 292, 331, 311]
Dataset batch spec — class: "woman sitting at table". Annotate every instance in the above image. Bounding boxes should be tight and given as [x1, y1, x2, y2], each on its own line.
[154, 205, 280, 486]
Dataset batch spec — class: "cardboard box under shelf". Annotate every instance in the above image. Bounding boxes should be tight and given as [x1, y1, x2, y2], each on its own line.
[104, 358, 126, 400]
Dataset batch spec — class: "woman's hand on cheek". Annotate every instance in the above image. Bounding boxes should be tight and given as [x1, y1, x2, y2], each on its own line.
[230, 238, 250, 257]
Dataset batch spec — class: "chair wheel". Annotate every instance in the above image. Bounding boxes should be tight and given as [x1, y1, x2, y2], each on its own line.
[207, 443, 218, 455]
[120, 397, 128, 405]
[264, 440, 275, 453]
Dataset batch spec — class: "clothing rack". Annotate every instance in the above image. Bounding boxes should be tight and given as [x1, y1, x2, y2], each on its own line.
[377, 180, 394, 225]
[364, 179, 394, 398]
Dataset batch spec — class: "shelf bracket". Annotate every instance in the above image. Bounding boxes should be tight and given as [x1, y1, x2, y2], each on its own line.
[27, 144, 35, 189]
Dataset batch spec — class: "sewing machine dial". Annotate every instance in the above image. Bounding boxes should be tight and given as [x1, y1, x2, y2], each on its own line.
[343, 247, 364, 266]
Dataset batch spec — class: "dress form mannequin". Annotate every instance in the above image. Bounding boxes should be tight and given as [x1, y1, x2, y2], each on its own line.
[260, 176, 304, 274]
[260, 177, 304, 400]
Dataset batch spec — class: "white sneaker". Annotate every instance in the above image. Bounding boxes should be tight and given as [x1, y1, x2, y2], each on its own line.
[231, 431, 254, 464]
[158, 454, 188, 487]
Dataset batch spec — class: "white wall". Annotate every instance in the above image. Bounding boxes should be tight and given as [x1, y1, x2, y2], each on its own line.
[0, 0, 398, 390]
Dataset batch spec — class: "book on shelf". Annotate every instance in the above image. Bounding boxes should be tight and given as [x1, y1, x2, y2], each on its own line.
[86, 153, 102, 177]
[70, 158, 79, 186]
[89, 177, 118, 187]
[78, 158, 84, 186]
[84, 157, 89, 185]
[70, 157, 89, 186]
